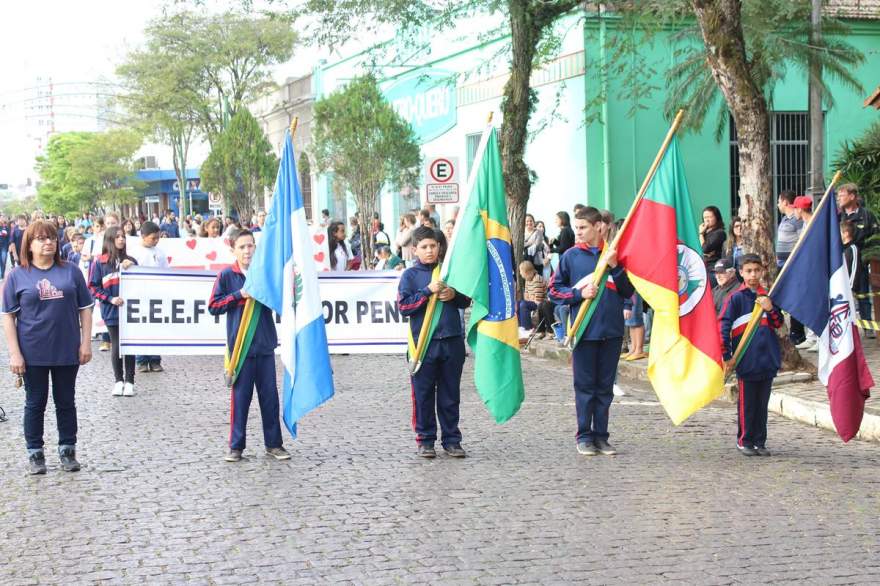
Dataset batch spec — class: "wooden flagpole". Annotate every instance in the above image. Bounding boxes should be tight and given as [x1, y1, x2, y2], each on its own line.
[564, 110, 686, 349]
[727, 170, 842, 372]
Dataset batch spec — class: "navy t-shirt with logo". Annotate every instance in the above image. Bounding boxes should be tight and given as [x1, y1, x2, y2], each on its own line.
[2, 262, 94, 366]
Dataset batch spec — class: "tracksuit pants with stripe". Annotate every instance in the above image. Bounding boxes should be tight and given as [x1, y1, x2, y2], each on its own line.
[737, 378, 772, 449]
[410, 337, 465, 447]
[572, 337, 622, 443]
[229, 354, 283, 451]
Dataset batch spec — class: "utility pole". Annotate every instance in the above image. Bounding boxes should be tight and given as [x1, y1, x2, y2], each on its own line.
[808, 0, 824, 199]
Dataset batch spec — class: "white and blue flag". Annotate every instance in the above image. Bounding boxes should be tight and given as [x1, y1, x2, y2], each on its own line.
[244, 128, 335, 438]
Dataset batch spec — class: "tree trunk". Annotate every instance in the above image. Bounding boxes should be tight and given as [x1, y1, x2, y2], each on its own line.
[356, 186, 378, 270]
[691, 0, 808, 372]
[501, 0, 540, 293]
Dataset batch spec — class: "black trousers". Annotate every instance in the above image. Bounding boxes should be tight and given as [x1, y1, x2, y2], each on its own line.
[107, 325, 135, 384]
[737, 377, 772, 449]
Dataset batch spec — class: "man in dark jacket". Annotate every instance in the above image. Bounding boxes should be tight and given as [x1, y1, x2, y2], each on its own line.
[712, 257, 739, 315]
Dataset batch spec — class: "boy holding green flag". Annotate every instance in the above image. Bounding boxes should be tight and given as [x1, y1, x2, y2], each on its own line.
[398, 226, 471, 459]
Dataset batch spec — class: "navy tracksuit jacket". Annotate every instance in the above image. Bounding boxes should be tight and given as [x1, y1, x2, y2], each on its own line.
[720, 284, 783, 449]
[549, 243, 634, 443]
[398, 260, 471, 447]
[208, 262, 282, 450]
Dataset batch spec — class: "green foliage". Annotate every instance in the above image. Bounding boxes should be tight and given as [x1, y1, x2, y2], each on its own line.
[313, 74, 421, 261]
[603, 0, 864, 138]
[120, 11, 296, 143]
[835, 120, 880, 261]
[35, 130, 144, 215]
[834, 120, 880, 215]
[313, 74, 421, 195]
[200, 109, 279, 218]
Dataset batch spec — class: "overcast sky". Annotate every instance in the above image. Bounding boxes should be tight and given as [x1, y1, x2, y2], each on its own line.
[0, 0, 319, 187]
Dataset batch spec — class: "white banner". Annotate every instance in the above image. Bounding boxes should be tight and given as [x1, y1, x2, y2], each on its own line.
[118, 267, 407, 355]
[125, 227, 332, 272]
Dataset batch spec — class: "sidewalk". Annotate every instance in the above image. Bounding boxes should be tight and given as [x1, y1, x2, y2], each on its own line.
[523, 333, 880, 442]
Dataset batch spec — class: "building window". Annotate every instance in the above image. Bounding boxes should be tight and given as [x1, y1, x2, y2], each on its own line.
[466, 132, 482, 176]
[729, 111, 810, 214]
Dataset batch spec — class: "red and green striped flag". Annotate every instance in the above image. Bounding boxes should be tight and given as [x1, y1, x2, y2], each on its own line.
[616, 136, 725, 424]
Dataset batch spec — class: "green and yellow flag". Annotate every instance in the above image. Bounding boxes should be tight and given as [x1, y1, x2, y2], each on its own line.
[443, 124, 524, 423]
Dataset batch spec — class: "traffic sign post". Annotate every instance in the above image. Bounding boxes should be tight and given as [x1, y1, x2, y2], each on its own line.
[426, 156, 460, 204]
[208, 191, 223, 212]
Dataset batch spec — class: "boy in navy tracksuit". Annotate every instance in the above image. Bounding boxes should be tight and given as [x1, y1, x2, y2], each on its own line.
[550, 207, 634, 456]
[208, 229, 290, 463]
[720, 253, 783, 457]
[398, 226, 471, 459]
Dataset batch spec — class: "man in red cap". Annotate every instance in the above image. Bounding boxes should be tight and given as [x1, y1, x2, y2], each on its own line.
[793, 195, 819, 351]
[793, 196, 813, 229]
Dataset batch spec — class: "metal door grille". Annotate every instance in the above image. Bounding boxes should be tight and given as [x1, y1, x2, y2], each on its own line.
[729, 111, 810, 214]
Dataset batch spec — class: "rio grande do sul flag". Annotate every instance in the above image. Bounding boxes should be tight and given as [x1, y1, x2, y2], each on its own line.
[771, 191, 873, 441]
[443, 125, 524, 423]
[617, 136, 724, 424]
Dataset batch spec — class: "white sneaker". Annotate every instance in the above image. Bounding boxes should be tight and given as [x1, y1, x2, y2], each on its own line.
[123, 382, 135, 397]
[613, 384, 625, 397]
[807, 342, 819, 352]
[795, 339, 814, 349]
[112, 382, 124, 396]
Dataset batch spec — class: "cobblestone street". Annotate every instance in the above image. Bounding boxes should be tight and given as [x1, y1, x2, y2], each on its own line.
[1, 346, 878, 584]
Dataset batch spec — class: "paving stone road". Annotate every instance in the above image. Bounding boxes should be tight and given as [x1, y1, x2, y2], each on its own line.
[0, 346, 878, 584]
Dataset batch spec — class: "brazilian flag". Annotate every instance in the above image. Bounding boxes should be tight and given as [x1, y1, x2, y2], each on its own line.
[444, 125, 524, 423]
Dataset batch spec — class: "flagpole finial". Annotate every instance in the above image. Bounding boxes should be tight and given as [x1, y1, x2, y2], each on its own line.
[487, 111, 494, 124]
[290, 117, 299, 138]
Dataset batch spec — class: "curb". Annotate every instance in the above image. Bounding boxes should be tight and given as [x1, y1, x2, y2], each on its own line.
[768, 389, 880, 443]
[524, 339, 880, 442]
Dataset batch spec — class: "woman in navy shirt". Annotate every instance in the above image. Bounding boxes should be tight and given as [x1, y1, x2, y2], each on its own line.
[2, 220, 94, 475]
[89, 227, 138, 397]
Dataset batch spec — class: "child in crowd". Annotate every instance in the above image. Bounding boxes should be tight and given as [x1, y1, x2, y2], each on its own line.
[549, 207, 634, 456]
[720, 254, 783, 457]
[88, 227, 138, 397]
[842, 221, 867, 324]
[67, 234, 86, 267]
[132, 221, 169, 372]
[208, 229, 290, 463]
[397, 226, 471, 459]
[517, 260, 552, 339]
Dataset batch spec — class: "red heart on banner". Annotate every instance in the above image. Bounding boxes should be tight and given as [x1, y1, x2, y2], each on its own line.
[205, 251, 217, 261]
[167, 256, 173, 264]
[185, 239, 197, 250]
[313, 233, 325, 245]
[313, 252, 325, 263]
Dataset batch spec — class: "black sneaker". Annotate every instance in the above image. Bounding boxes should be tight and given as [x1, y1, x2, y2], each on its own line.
[443, 444, 467, 458]
[225, 449, 243, 462]
[595, 439, 617, 456]
[755, 446, 772, 457]
[266, 447, 291, 460]
[576, 441, 598, 456]
[417, 444, 436, 458]
[28, 451, 47, 475]
[737, 444, 758, 457]
[59, 449, 80, 472]
[149, 363, 164, 372]
[137, 363, 151, 373]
